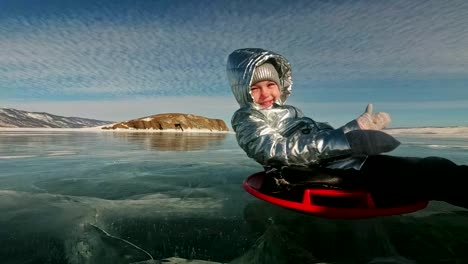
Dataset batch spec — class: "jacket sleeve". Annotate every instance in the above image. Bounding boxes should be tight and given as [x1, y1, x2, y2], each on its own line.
[339, 119, 361, 133]
[231, 108, 353, 167]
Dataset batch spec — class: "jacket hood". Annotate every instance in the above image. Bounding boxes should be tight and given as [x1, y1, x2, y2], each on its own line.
[226, 48, 292, 108]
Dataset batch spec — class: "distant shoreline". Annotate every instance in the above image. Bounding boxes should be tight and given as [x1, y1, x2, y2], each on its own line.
[0, 127, 234, 134]
[2, 126, 467, 137]
[385, 126, 468, 138]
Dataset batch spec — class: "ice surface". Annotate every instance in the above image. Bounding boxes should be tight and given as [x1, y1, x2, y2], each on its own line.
[1, 130, 467, 263]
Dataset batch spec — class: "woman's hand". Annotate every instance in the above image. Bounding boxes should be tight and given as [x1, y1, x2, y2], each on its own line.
[356, 104, 391, 130]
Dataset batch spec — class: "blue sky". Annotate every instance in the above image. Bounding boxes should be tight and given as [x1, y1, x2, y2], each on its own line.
[1, 0, 467, 128]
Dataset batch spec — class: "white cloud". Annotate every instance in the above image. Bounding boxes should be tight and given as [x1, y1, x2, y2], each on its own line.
[0, 13, 228, 97]
[1, 0, 468, 103]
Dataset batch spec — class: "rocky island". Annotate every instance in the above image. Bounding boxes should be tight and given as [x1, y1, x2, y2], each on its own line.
[102, 113, 229, 132]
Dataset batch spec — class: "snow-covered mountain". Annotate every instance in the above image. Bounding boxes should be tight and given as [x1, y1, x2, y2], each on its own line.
[0, 108, 113, 128]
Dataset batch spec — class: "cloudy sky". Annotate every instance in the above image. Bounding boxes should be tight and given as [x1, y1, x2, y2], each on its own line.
[1, 0, 467, 128]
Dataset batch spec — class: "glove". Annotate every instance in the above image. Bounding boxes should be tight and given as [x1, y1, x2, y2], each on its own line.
[356, 104, 391, 130]
[345, 130, 400, 156]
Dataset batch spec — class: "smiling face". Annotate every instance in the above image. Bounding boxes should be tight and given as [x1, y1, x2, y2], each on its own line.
[250, 80, 281, 109]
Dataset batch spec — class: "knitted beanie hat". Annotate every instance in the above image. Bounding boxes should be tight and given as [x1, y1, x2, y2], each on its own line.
[251, 63, 281, 86]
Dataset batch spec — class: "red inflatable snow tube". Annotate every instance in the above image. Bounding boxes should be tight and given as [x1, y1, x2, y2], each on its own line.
[243, 171, 429, 219]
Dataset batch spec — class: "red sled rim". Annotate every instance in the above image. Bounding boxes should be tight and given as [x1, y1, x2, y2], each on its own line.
[243, 171, 429, 219]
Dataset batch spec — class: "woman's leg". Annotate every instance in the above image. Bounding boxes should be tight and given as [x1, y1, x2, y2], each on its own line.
[361, 155, 468, 208]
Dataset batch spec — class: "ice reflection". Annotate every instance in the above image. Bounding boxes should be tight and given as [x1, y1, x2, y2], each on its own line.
[110, 132, 228, 151]
[0, 131, 87, 157]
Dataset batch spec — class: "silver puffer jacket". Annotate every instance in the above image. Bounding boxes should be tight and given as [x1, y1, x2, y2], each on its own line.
[227, 48, 366, 170]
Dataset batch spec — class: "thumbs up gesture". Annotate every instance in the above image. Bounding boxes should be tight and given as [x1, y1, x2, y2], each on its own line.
[356, 104, 391, 130]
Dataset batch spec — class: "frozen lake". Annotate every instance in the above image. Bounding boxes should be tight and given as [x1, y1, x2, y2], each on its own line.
[0, 130, 467, 264]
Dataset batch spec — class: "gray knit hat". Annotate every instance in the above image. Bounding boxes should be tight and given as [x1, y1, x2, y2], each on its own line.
[251, 63, 281, 87]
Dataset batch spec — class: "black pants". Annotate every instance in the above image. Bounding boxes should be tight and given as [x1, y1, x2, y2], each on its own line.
[360, 155, 468, 209]
[279, 155, 468, 209]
